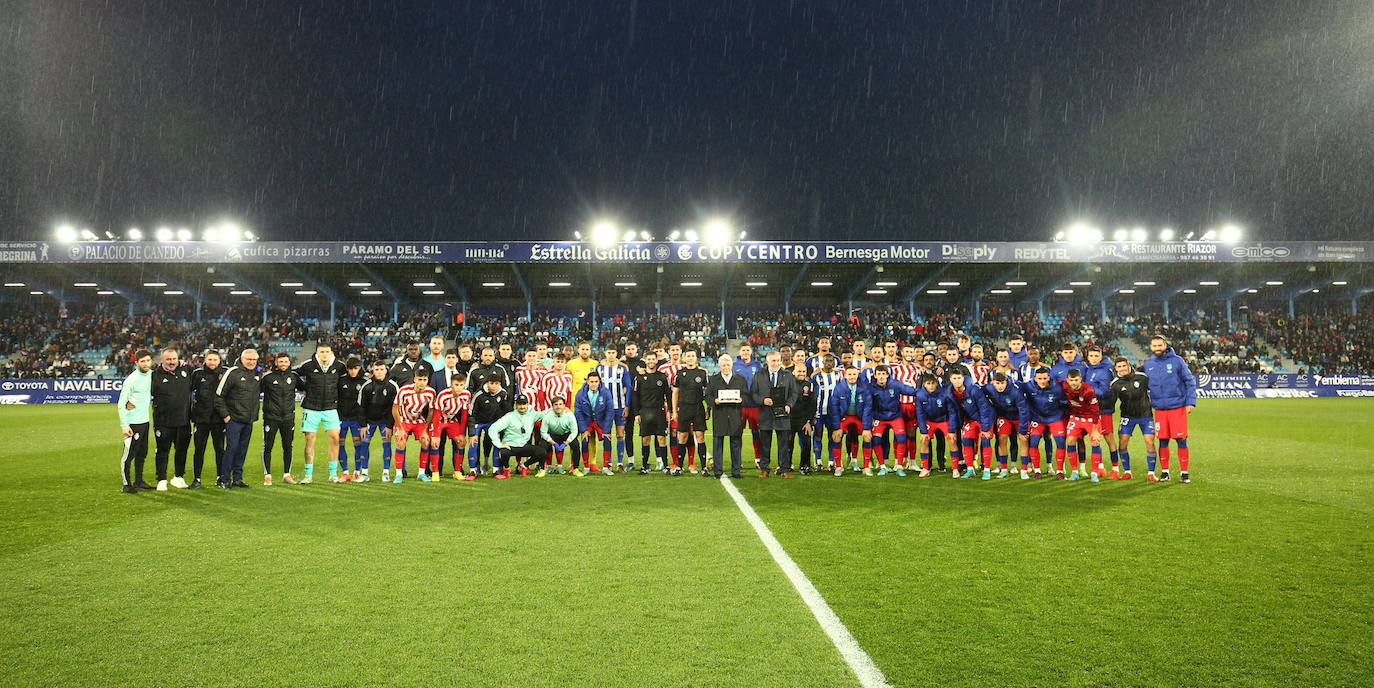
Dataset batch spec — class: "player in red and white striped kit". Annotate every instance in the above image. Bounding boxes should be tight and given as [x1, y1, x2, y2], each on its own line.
[428, 372, 470, 480]
[516, 350, 550, 412]
[891, 345, 923, 469]
[391, 366, 436, 485]
[542, 354, 575, 472]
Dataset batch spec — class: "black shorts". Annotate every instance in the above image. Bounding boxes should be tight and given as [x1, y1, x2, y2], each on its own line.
[638, 409, 668, 436]
[677, 404, 707, 434]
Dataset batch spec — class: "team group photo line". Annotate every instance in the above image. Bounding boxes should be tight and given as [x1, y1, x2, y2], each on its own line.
[114, 331, 1199, 493]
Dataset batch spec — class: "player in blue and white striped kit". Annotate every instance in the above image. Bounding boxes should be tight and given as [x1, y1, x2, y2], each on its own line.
[810, 354, 842, 471]
[597, 348, 632, 471]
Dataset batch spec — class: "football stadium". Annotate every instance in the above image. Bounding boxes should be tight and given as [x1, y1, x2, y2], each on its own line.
[5, 3, 1374, 687]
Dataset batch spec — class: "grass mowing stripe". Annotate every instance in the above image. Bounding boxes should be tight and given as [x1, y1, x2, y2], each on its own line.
[720, 477, 891, 688]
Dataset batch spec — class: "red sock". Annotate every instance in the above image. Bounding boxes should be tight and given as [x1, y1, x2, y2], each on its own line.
[1179, 447, 1190, 472]
[396, 449, 406, 472]
[1054, 450, 1064, 472]
[602, 445, 611, 466]
[752, 437, 762, 459]
[686, 442, 696, 470]
[862, 444, 872, 468]
[671, 443, 681, 469]
[1160, 446, 1171, 470]
[894, 442, 906, 465]
[831, 445, 841, 464]
[1068, 451, 1079, 470]
[1029, 447, 1042, 470]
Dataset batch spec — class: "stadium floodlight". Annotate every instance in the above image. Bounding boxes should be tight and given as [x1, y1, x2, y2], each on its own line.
[3, 282, 24, 287]
[244, 231, 256, 241]
[1333, 281, 1348, 286]
[590, 220, 618, 249]
[79, 229, 98, 241]
[1064, 221, 1102, 243]
[1005, 281, 1027, 287]
[1219, 224, 1243, 243]
[684, 229, 699, 242]
[176, 229, 192, 241]
[573, 231, 582, 240]
[1159, 228, 1176, 241]
[1134, 281, 1156, 286]
[164, 290, 185, 296]
[623, 230, 637, 243]
[358, 290, 383, 295]
[1183, 289, 1197, 294]
[875, 281, 897, 287]
[211, 282, 235, 287]
[1053, 289, 1074, 294]
[1201, 229, 1217, 241]
[989, 289, 1012, 294]
[1052, 231, 1065, 242]
[1310, 288, 1320, 294]
[97, 290, 115, 295]
[937, 281, 961, 287]
[203, 227, 221, 242]
[229, 290, 253, 295]
[142, 282, 168, 287]
[348, 282, 372, 287]
[1069, 281, 1092, 286]
[745, 281, 768, 287]
[739, 231, 747, 240]
[669, 230, 681, 241]
[482, 282, 506, 287]
[548, 281, 571, 287]
[421, 290, 445, 295]
[155, 227, 174, 242]
[810, 281, 833, 287]
[412, 282, 436, 287]
[1112, 228, 1129, 241]
[127, 228, 143, 241]
[866, 289, 888, 295]
[1183, 231, 1195, 241]
[702, 218, 734, 247]
[28, 290, 43, 295]
[614, 281, 637, 287]
[640, 230, 652, 241]
[73, 282, 98, 287]
[1266, 281, 1284, 286]
[217, 224, 241, 243]
[926, 289, 948, 295]
[280, 282, 304, 287]
[680, 281, 703, 287]
[1118, 289, 1136, 294]
[1199, 281, 1220, 286]
[1131, 227, 1148, 242]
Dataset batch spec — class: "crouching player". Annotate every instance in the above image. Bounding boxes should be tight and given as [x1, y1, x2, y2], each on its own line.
[428, 372, 470, 482]
[1023, 367, 1068, 480]
[488, 394, 541, 479]
[390, 365, 435, 485]
[984, 372, 1031, 479]
[915, 374, 958, 479]
[1109, 357, 1153, 481]
[359, 361, 399, 482]
[828, 366, 871, 476]
[539, 397, 581, 477]
[866, 365, 919, 476]
[948, 369, 996, 480]
[1063, 370, 1106, 484]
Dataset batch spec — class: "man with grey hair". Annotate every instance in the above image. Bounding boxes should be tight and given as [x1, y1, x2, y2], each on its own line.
[750, 351, 799, 478]
[706, 353, 750, 478]
[215, 348, 262, 489]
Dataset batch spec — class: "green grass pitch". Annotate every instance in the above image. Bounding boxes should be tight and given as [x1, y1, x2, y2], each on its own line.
[1, 399, 1371, 687]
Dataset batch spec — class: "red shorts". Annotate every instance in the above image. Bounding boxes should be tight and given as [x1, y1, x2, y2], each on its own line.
[994, 417, 1019, 437]
[395, 422, 429, 443]
[872, 418, 906, 438]
[838, 415, 865, 436]
[741, 406, 761, 430]
[1065, 416, 1099, 441]
[1096, 413, 1115, 435]
[1154, 407, 1189, 439]
[584, 422, 607, 440]
[900, 402, 917, 425]
[430, 420, 467, 442]
[923, 420, 952, 438]
[1028, 419, 1066, 439]
[960, 421, 986, 441]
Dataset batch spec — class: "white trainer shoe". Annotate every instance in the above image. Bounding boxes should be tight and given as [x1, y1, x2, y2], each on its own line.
[170, 477, 189, 489]
[156, 480, 169, 492]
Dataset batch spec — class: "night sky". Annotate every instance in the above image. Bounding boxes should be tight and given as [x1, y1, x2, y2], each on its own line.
[2, 0, 1371, 242]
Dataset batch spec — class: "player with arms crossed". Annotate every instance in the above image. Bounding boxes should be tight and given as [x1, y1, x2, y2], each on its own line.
[1141, 336, 1198, 483]
[429, 371, 470, 481]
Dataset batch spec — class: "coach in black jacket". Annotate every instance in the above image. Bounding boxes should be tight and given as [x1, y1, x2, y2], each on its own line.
[190, 349, 226, 486]
[150, 348, 194, 490]
[788, 366, 818, 472]
[260, 353, 300, 482]
[750, 352, 800, 477]
[707, 354, 750, 478]
[214, 348, 262, 488]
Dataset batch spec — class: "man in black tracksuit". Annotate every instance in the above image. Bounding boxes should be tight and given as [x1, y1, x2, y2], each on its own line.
[190, 350, 227, 487]
[389, 341, 425, 387]
[469, 347, 511, 392]
[468, 378, 512, 474]
[150, 348, 194, 490]
[214, 349, 263, 488]
[337, 358, 367, 479]
[295, 342, 347, 482]
[260, 352, 300, 484]
[788, 365, 818, 473]
[359, 362, 401, 479]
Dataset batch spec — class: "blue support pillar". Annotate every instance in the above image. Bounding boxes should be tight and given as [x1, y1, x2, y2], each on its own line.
[1353, 299, 1359, 316]
[1099, 299, 1107, 323]
[329, 300, 336, 330]
[1288, 297, 1295, 318]
[972, 298, 982, 325]
[591, 287, 599, 341]
[128, 301, 135, 318]
[1037, 299, 1046, 322]
[195, 300, 203, 322]
[908, 300, 916, 322]
[393, 301, 399, 323]
[262, 301, 268, 325]
[1163, 299, 1171, 321]
[1226, 299, 1233, 330]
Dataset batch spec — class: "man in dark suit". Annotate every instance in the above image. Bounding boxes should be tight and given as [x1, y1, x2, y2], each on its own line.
[707, 353, 751, 478]
[750, 351, 800, 478]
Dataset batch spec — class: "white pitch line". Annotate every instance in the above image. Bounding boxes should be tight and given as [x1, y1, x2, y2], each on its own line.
[720, 478, 892, 688]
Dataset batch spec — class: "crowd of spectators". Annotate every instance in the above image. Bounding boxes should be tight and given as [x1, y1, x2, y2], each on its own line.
[1247, 310, 1374, 375]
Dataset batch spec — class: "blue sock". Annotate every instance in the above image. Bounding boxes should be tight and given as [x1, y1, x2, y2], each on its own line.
[382, 440, 392, 470]
[357, 441, 370, 470]
[1120, 450, 1132, 472]
[1109, 449, 1120, 466]
[616, 438, 626, 465]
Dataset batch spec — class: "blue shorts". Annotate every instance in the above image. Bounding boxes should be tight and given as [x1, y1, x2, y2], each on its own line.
[469, 422, 494, 438]
[364, 423, 391, 440]
[815, 416, 840, 432]
[302, 409, 341, 433]
[1118, 416, 1155, 437]
[340, 419, 363, 438]
[611, 411, 627, 427]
